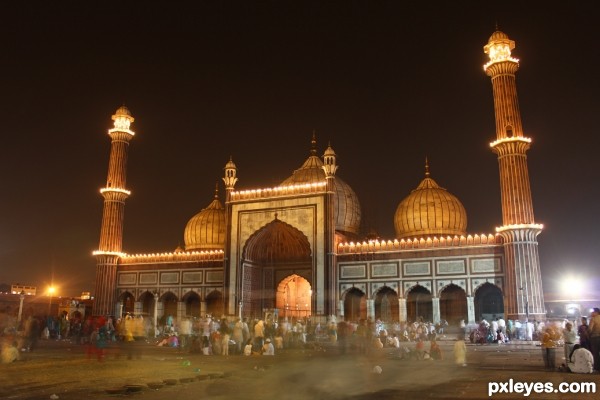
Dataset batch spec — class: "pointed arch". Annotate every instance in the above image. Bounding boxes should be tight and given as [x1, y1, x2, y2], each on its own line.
[276, 274, 312, 319]
[118, 291, 135, 315]
[374, 286, 398, 322]
[342, 287, 366, 322]
[406, 285, 432, 322]
[182, 290, 201, 318]
[243, 217, 311, 264]
[474, 282, 504, 321]
[137, 291, 155, 315]
[439, 284, 467, 325]
[205, 290, 224, 318]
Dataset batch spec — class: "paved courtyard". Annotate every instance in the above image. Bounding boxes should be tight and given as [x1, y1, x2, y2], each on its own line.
[1, 339, 598, 400]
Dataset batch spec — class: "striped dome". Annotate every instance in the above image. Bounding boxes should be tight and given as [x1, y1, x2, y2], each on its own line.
[280, 138, 361, 235]
[394, 165, 467, 239]
[184, 191, 226, 251]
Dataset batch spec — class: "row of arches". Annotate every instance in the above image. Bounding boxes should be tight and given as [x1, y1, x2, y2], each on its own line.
[118, 290, 223, 318]
[116, 279, 503, 324]
[344, 282, 503, 323]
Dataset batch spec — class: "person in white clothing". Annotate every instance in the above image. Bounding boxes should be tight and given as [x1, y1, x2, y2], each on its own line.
[565, 345, 594, 373]
[562, 322, 577, 362]
[262, 338, 275, 355]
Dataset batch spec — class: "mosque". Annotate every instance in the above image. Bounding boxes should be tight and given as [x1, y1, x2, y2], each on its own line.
[92, 30, 546, 326]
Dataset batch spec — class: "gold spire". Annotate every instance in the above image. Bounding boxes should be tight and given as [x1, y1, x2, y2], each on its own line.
[425, 157, 430, 178]
[214, 182, 219, 199]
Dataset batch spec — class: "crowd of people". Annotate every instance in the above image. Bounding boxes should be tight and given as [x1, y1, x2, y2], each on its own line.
[1, 307, 599, 373]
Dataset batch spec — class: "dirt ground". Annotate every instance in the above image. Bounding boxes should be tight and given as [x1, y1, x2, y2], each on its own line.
[1, 339, 598, 400]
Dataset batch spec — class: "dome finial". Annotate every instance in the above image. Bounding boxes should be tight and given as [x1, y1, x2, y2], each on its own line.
[214, 182, 219, 199]
[311, 130, 317, 156]
[425, 157, 430, 178]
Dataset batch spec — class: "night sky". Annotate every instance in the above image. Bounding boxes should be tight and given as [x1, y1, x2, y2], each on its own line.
[1, 2, 598, 300]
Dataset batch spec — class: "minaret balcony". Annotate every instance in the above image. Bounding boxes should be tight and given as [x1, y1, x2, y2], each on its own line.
[92, 250, 126, 257]
[490, 136, 531, 148]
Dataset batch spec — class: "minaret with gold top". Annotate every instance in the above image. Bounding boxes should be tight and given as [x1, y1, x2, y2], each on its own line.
[484, 31, 545, 321]
[322, 140, 338, 317]
[93, 106, 135, 316]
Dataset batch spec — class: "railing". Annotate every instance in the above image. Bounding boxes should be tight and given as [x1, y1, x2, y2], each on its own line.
[338, 234, 500, 254]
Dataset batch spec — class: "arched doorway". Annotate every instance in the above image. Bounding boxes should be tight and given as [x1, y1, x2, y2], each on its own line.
[160, 292, 178, 322]
[439, 284, 467, 325]
[276, 274, 312, 319]
[241, 216, 312, 319]
[138, 291, 154, 316]
[344, 288, 366, 322]
[119, 291, 135, 315]
[407, 285, 432, 322]
[206, 290, 223, 318]
[474, 283, 504, 321]
[375, 287, 399, 322]
[183, 291, 201, 318]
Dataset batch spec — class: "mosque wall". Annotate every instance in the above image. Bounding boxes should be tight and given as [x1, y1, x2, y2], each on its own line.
[116, 260, 223, 301]
[337, 245, 504, 300]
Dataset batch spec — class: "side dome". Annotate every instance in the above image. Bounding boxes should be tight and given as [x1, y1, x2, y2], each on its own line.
[184, 188, 226, 251]
[280, 136, 361, 235]
[243, 216, 311, 264]
[394, 163, 467, 239]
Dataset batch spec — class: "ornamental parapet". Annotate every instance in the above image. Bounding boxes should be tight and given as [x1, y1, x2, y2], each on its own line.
[490, 137, 531, 155]
[338, 234, 500, 254]
[100, 187, 131, 201]
[230, 181, 327, 201]
[495, 224, 543, 242]
[119, 249, 224, 264]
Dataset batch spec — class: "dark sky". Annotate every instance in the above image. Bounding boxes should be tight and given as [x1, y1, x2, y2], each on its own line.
[0, 2, 598, 299]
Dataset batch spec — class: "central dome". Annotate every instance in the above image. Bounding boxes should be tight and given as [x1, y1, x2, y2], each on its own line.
[394, 163, 467, 239]
[280, 136, 361, 235]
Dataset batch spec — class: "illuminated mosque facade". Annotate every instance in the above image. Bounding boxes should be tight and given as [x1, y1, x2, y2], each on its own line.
[93, 31, 546, 325]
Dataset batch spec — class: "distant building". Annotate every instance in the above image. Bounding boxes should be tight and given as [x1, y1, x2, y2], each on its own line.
[11, 284, 37, 296]
[93, 30, 546, 325]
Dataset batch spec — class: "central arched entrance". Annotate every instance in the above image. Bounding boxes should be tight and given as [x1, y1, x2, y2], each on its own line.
[407, 285, 432, 322]
[276, 274, 312, 319]
[241, 216, 312, 319]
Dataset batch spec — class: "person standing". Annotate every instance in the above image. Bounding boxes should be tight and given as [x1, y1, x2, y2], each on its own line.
[232, 318, 244, 355]
[578, 316, 591, 351]
[562, 322, 577, 363]
[254, 319, 265, 349]
[541, 326, 560, 370]
[454, 335, 467, 366]
[588, 308, 600, 371]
